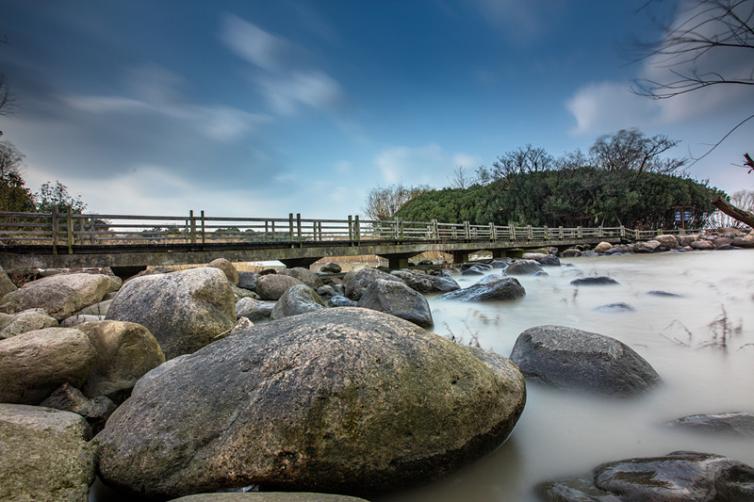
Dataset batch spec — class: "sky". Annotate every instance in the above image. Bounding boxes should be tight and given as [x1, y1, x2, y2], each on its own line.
[1, 0, 753, 218]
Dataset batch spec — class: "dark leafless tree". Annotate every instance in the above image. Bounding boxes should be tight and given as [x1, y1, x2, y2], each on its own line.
[589, 128, 686, 174]
[364, 184, 429, 221]
[450, 166, 469, 189]
[634, 0, 754, 162]
[491, 145, 554, 179]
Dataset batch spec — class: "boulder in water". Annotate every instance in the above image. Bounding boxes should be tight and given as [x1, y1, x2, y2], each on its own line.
[635, 240, 663, 253]
[570, 276, 619, 286]
[667, 412, 754, 437]
[357, 279, 433, 327]
[96, 308, 526, 498]
[505, 260, 543, 275]
[441, 277, 525, 302]
[594, 242, 612, 253]
[655, 234, 679, 248]
[690, 239, 714, 250]
[539, 451, 754, 502]
[594, 303, 635, 313]
[343, 267, 402, 300]
[510, 325, 660, 396]
[106, 267, 235, 359]
[390, 270, 460, 293]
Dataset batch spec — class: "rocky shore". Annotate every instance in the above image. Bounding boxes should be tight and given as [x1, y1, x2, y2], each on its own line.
[0, 231, 753, 501]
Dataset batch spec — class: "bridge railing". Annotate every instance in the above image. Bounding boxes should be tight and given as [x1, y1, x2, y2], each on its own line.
[0, 210, 703, 251]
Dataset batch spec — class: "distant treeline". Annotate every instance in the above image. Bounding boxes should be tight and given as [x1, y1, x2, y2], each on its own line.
[391, 130, 723, 229]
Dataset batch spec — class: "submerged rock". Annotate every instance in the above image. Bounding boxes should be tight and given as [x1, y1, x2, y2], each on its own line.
[106, 267, 235, 359]
[595, 303, 635, 313]
[510, 325, 660, 396]
[505, 260, 544, 275]
[441, 277, 526, 302]
[570, 276, 619, 286]
[648, 290, 683, 298]
[540, 451, 754, 502]
[96, 308, 526, 498]
[0, 404, 96, 501]
[357, 279, 433, 327]
[667, 412, 754, 437]
[270, 284, 327, 320]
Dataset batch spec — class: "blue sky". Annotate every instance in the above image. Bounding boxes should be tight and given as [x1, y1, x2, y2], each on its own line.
[1, 0, 752, 217]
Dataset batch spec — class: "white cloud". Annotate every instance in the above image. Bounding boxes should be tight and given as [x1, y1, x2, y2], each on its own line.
[374, 144, 479, 186]
[565, 82, 659, 135]
[220, 14, 287, 71]
[257, 71, 341, 115]
[220, 13, 343, 115]
[65, 67, 268, 142]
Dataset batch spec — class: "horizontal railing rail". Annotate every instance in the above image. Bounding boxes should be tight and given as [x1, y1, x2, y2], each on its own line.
[0, 210, 703, 254]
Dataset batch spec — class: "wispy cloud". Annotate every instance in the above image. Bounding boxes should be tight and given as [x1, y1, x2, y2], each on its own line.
[220, 13, 343, 115]
[65, 66, 269, 142]
[374, 144, 479, 185]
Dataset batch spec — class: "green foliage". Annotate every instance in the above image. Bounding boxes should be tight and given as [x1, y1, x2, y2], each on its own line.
[0, 141, 34, 211]
[34, 181, 87, 214]
[396, 167, 721, 229]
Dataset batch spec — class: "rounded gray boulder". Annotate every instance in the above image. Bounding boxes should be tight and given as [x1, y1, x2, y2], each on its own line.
[270, 284, 327, 319]
[343, 267, 402, 300]
[256, 274, 304, 300]
[441, 277, 526, 302]
[510, 325, 660, 395]
[357, 279, 433, 327]
[97, 308, 525, 498]
[106, 267, 235, 359]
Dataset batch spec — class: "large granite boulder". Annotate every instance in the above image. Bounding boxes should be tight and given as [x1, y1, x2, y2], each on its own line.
[106, 268, 235, 359]
[357, 279, 433, 327]
[343, 267, 403, 300]
[668, 412, 754, 437]
[0, 273, 120, 321]
[237, 272, 258, 291]
[522, 253, 560, 266]
[0, 265, 16, 298]
[594, 241, 613, 253]
[320, 262, 342, 274]
[271, 284, 327, 320]
[96, 308, 526, 498]
[690, 239, 714, 250]
[75, 320, 165, 398]
[208, 258, 239, 285]
[0, 327, 97, 404]
[279, 267, 324, 289]
[236, 297, 276, 322]
[256, 274, 304, 301]
[678, 234, 699, 246]
[40, 383, 116, 430]
[505, 260, 544, 275]
[510, 325, 660, 396]
[172, 494, 369, 502]
[390, 270, 460, 293]
[655, 234, 679, 248]
[0, 308, 58, 339]
[0, 404, 96, 501]
[635, 239, 663, 253]
[539, 451, 754, 501]
[441, 277, 526, 302]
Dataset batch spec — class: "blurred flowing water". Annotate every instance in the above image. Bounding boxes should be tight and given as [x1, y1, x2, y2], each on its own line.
[383, 249, 754, 502]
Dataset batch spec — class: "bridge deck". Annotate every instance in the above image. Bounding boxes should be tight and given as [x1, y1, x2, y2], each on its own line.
[0, 211, 695, 271]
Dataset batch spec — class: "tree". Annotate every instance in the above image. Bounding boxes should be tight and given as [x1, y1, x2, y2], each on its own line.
[450, 166, 469, 189]
[34, 181, 87, 214]
[364, 184, 428, 221]
[0, 141, 34, 211]
[491, 145, 554, 179]
[634, 0, 754, 159]
[589, 129, 686, 174]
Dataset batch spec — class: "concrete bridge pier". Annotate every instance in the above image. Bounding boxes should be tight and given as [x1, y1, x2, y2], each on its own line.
[279, 257, 323, 269]
[378, 253, 416, 270]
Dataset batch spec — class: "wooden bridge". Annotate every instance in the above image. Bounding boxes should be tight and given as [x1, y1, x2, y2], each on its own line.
[0, 210, 693, 273]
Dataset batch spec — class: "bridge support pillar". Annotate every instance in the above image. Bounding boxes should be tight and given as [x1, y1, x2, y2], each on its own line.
[378, 253, 416, 271]
[451, 251, 469, 264]
[279, 257, 323, 269]
[491, 249, 507, 259]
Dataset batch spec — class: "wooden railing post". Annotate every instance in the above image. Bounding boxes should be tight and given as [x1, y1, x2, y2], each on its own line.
[353, 215, 360, 243]
[348, 215, 353, 242]
[634, 229, 640, 240]
[527, 225, 533, 240]
[620, 225, 626, 238]
[598, 226, 604, 238]
[394, 219, 401, 241]
[489, 222, 496, 241]
[510, 225, 516, 240]
[464, 221, 470, 240]
[432, 219, 439, 241]
[51, 209, 58, 255]
[296, 213, 302, 241]
[66, 206, 73, 254]
[576, 226, 583, 239]
[543, 225, 549, 240]
[288, 213, 294, 242]
[200, 210, 206, 244]
[189, 210, 196, 244]
[558, 226, 564, 239]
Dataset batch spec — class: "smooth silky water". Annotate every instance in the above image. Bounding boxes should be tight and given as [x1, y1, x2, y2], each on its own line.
[382, 249, 754, 502]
